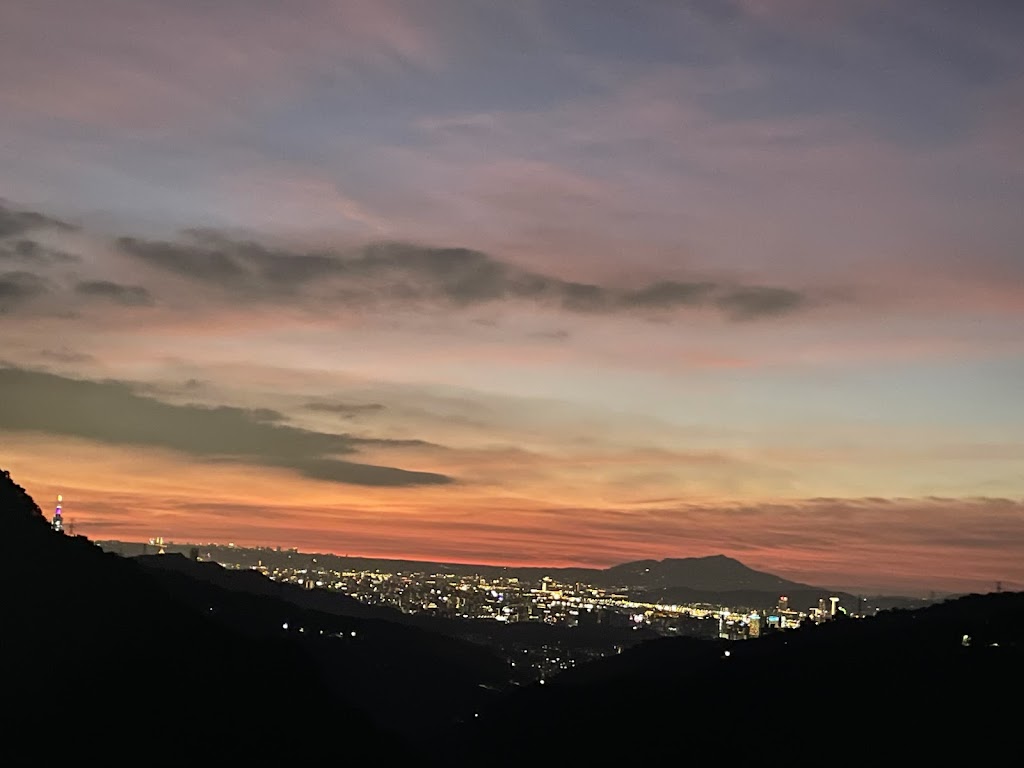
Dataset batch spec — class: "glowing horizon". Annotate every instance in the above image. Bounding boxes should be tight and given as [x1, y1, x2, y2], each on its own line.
[1, 1, 1022, 596]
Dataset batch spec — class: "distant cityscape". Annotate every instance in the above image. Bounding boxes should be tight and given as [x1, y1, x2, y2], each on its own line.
[102, 535, 879, 640]
[6, 479, 1002, 717]
[43, 486, 928, 684]
[42, 488, 938, 637]
[5, 447, 1020, 761]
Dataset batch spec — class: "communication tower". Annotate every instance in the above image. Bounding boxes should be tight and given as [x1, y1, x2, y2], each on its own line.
[52, 494, 65, 533]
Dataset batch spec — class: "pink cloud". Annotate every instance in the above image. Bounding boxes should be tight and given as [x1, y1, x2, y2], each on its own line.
[0, 0, 444, 137]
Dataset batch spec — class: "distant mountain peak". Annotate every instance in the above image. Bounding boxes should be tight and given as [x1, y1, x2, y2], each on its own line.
[664, 554, 741, 564]
[603, 553, 809, 592]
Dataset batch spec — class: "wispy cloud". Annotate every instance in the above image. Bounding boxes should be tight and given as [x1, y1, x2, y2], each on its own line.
[716, 286, 806, 320]
[38, 348, 96, 364]
[0, 271, 49, 310]
[0, 1, 1022, 593]
[0, 366, 451, 487]
[118, 232, 812, 320]
[75, 280, 154, 306]
[0, 238, 79, 265]
[0, 1, 447, 136]
[304, 401, 386, 418]
[0, 202, 74, 238]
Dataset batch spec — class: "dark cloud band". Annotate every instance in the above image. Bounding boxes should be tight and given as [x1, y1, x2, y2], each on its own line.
[0, 271, 49, 308]
[75, 280, 154, 306]
[119, 233, 811, 320]
[0, 200, 813, 321]
[0, 367, 452, 488]
[304, 402, 386, 416]
[0, 202, 75, 238]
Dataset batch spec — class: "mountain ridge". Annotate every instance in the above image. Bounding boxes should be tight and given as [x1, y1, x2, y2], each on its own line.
[4, 466, 1023, 763]
[100, 540, 815, 595]
[0, 467, 502, 755]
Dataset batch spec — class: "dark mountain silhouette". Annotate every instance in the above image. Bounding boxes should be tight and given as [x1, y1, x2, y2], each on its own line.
[597, 554, 810, 591]
[0, 469, 360, 758]
[0, 468, 502, 757]
[134, 552, 512, 732]
[137, 552, 404, 621]
[133, 549, 661, 687]
[7, 467, 1021, 764]
[458, 589, 1024, 763]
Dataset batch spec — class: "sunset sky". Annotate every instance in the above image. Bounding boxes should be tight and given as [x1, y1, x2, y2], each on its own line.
[1, 0, 1022, 594]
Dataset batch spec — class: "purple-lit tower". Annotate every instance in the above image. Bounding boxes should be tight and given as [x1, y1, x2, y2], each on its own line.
[52, 494, 64, 534]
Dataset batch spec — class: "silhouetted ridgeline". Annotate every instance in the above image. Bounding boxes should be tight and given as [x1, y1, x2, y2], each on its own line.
[103, 539, 877, 610]
[133, 552, 512, 725]
[130, 549, 661, 673]
[103, 541, 813, 592]
[459, 592, 1024, 763]
[0, 468, 462, 759]
[4, 468, 1021, 764]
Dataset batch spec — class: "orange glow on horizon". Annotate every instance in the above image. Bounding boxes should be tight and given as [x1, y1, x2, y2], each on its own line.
[7, 433, 1021, 596]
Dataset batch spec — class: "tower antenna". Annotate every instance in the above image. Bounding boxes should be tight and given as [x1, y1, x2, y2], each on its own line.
[51, 494, 65, 534]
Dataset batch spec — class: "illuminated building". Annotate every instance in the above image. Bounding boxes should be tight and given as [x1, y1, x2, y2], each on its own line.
[51, 494, 64, 534]
[748, 612, 761, 638]
[778, 609, 801, 628]
[829, 596, 839, 617]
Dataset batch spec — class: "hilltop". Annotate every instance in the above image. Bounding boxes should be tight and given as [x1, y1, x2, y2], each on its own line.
[6, 468, 1021, 764]
[0, 469, 347, 757]
[0, 468, 502, 757]
[459, 588, 1024, 762]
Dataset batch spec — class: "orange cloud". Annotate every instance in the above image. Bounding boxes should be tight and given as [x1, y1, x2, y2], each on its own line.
[7, 433, 1021, 595]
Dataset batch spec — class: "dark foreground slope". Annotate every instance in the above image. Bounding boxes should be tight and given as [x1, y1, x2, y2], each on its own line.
[7, 465, 1021, 765]
[458, 590, 1024, 763]
[134, 551, 661, 683]
[0, 469, 500, 759]
[134, 553, 511, 730]
[0, 470, 385, 758]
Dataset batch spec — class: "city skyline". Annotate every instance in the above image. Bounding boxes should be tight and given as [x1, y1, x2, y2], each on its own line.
[1, 1, 1022, 594]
